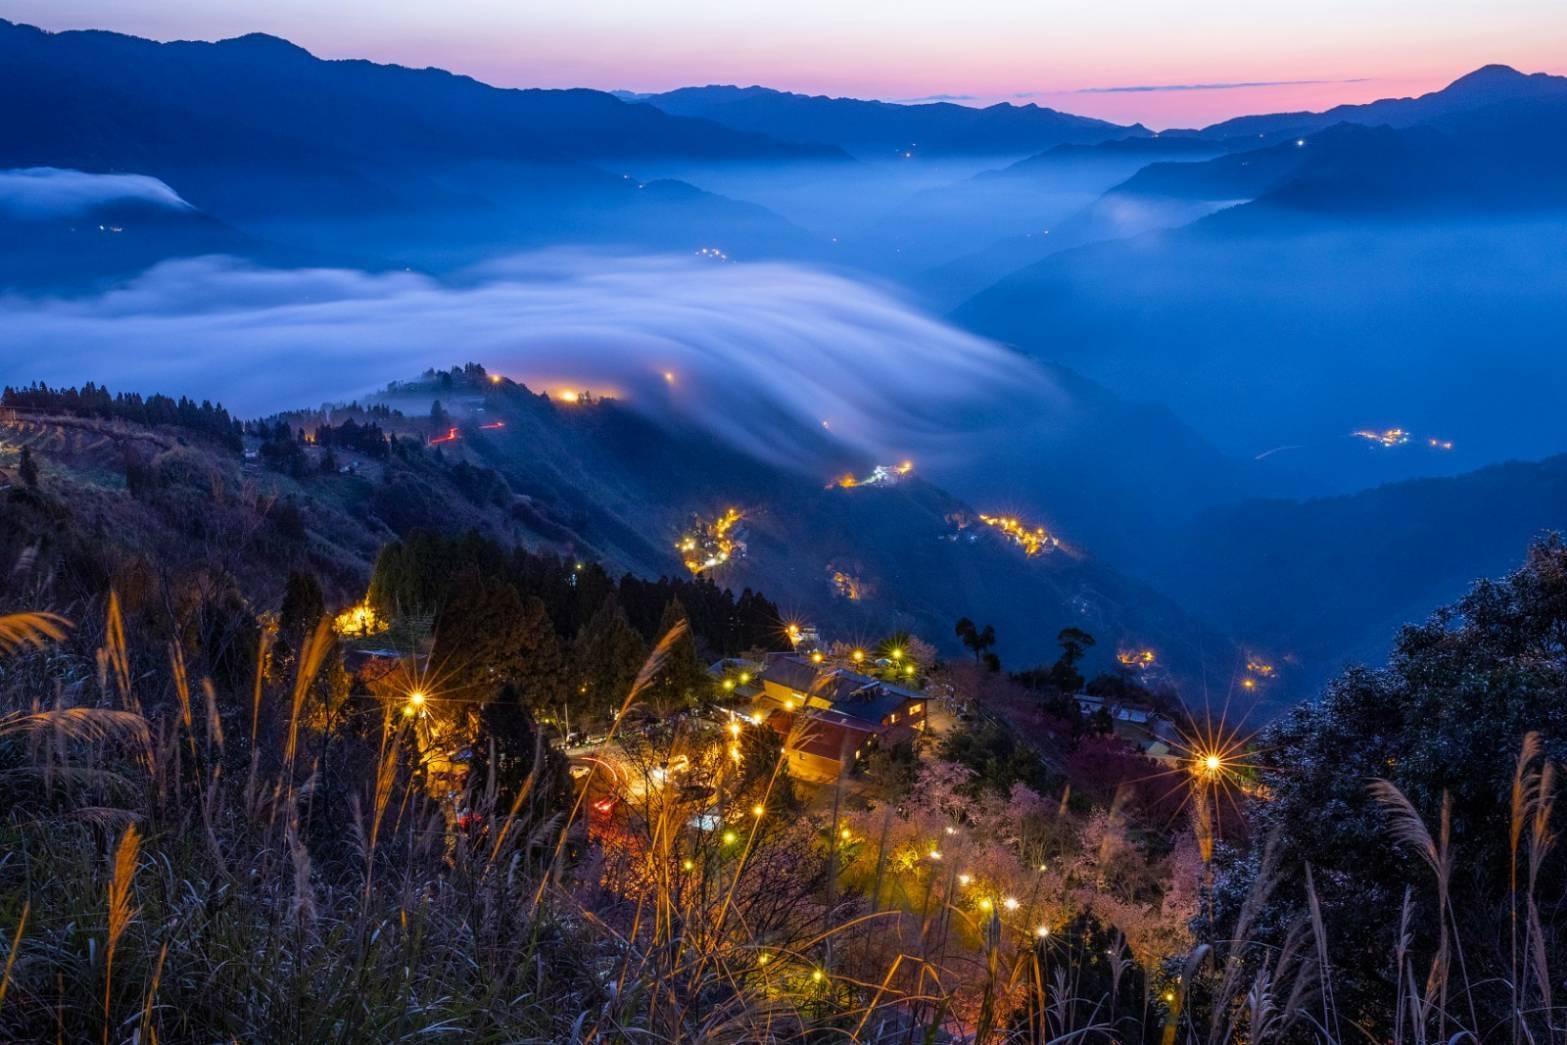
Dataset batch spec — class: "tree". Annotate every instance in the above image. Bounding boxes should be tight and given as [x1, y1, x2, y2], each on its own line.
[511, 596, 570, 714]
[862, 738, 920, 801]
[432, 570, 531, 702]
[955, 617, 997, 663]
[17, 446, 38, 488]
[1221, 536, 1567, 1037]
[572, 595, 647, 721]
[278, 570, 326, 638]
[1046, 627, 1095, 694]
[470, 682, 568, 820]
[647, 599, 708, 713]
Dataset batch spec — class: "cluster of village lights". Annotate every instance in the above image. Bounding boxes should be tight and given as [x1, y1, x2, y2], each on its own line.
[977, 513, 1060, 557]
[1238, 656, 1277, 692]
[828, 460, 914, 490]
[1352, 427, 1454, 451]
[678, 507, 744, 575]
[1117, 648, 1157, 670]
[332, 600, 388, 638]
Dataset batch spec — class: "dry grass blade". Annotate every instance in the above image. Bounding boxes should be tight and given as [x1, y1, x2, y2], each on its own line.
[0, 611, 70, 653]
[202, 677, 225, 752]
[0, 901, 27, 1014]
[284, 617, 334, 770]
[0, 707, 150, 748]
[1369, 779, 1440, 876]
[102, 592, 134, 710]
[104, 824, 141, 1043]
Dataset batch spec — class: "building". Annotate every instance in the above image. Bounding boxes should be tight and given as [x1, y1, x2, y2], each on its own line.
[1075, 693, 1181, 765]
[755, 653, 927, 781]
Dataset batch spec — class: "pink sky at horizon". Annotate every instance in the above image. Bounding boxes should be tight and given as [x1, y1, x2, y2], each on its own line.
[6, 1, 1565, 127]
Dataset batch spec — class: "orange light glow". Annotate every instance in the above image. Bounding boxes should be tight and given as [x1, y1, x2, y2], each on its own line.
[1117, 648, 1157, 670]
[978, 513, 1059, 556]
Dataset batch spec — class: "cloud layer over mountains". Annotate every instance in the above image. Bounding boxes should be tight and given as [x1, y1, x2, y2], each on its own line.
[0, 251, 1056, 469]
[0, 167, 193, 219]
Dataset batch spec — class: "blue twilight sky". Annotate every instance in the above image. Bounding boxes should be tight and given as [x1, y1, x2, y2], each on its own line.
[4, 0, 1565, 126]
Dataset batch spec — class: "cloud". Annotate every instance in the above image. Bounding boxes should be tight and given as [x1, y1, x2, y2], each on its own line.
[0, 167, 193, 219]
[890, 93, 980, 104]
[1073, 78, 1369, 95]
[0, 251, 1059, 471]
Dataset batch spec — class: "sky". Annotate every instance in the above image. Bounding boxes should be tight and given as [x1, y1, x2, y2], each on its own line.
[5, 0, 1566, 126]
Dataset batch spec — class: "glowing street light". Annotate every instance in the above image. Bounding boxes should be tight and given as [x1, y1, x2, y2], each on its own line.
[1003, 897, 1019, 911]
[1034, 925, 1051, 938]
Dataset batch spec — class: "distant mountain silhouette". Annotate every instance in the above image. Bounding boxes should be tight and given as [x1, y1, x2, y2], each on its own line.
[1199, 64, 1567, 143]
[949, 82, 1567, 501]
[1135, 105, 1567, 219]
[993, 134, 1226, 185]
[0, 18, 837, 263]
[904, 136, 1230, 303]
[630, 84, 1146, 158]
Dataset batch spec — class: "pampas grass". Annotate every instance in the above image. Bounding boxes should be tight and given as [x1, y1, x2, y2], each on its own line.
[6, 595, 1567, 1042]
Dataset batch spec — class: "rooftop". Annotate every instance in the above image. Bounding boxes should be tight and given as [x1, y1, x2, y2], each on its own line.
[760, 653, 923, 726]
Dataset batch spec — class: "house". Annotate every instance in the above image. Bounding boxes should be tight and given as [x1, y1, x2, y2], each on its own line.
[1074, 694, 1154, 725]
[756, 653, 927, 781]
[1076, 693, 1180, 763]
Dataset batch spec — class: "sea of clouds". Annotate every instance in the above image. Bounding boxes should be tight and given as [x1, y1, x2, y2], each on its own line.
[0, 250, 1060, 470]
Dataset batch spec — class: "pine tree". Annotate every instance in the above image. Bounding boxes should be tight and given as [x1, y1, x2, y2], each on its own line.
[512, 596, 569, 714]
[433, 570, 530, 702]
[649, 599, 708, 713]
[572, 595, 647, 721]
[471, 682, 568, 818]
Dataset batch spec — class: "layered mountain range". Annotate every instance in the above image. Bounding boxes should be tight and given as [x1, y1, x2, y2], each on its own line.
[4, 15, 1566, 712]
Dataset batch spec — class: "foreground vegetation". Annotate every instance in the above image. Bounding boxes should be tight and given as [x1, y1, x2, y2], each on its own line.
[7, 389, 1567, 1040]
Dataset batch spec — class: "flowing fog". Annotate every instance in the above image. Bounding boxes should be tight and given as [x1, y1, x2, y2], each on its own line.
[0, 251, 1061, 471]
[0, 167, 193, 219]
